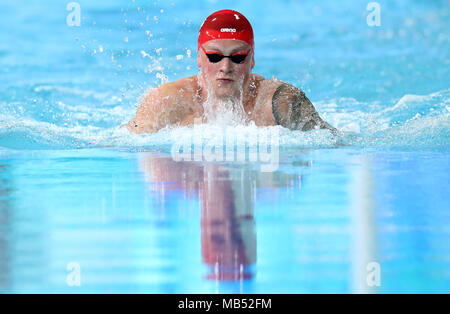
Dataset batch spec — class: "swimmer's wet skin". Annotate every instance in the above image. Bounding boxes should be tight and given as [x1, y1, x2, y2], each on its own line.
[126, 9, 335, 134]
[272, 83, 335, 131]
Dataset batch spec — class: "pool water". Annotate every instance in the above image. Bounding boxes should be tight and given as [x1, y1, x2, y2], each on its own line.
[0, 0, 449, 293]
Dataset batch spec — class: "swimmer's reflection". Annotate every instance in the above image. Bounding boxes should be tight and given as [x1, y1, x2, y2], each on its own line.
[139, 154, 304, 281]
[200, 165, 256, 281]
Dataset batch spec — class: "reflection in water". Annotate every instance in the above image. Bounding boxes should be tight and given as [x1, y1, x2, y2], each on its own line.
[139, 153, 305, 282]
[200, 165, 256, 281]
[351, 156, 378, 294]
[0, 160, 49, 293]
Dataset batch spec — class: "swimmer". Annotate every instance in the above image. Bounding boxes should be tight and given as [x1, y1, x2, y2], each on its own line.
[126, 9, 335, 134]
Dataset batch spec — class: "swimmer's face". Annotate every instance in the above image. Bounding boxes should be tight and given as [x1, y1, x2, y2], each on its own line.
[197, 39, 255, 99]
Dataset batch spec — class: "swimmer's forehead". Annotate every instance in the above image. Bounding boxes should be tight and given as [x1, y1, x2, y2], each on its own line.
[202, 39, 251, 53]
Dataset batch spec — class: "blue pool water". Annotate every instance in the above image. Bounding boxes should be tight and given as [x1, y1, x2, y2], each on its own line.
[0, 0, 449, 293]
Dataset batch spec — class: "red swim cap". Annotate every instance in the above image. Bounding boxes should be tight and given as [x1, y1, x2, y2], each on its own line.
[198, 10, 254, 50]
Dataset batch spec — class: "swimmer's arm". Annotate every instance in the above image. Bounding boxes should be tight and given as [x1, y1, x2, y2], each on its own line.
[272, 83, 335, 132]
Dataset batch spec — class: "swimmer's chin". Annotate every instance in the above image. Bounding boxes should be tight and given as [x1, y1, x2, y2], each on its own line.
[212, 86, 240, 99]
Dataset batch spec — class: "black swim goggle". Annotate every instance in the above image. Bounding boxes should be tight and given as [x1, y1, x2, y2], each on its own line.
[201, 46, 251, 64]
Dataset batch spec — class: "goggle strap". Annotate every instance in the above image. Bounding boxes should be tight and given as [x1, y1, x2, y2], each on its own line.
[201, 46, 250, 57]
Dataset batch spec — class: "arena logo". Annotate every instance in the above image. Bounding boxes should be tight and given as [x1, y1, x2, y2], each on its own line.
[220, 28, 237, 33]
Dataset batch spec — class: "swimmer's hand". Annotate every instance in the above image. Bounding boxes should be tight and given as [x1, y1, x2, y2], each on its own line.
[122, 119, 158, 134]
[120, 119, 147, 133]
[272, 83, 336, 133]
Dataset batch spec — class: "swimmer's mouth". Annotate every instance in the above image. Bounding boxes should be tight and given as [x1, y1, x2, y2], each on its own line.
[217, 78, 234, 83]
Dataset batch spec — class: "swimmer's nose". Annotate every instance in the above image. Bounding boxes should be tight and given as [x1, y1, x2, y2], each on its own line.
[219, 57, 233, 74]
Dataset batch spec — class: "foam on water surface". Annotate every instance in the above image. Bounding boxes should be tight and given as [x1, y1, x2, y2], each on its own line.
[0, 88, 448, 151]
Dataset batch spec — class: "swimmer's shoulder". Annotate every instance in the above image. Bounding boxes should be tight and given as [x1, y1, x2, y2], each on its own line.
[262, 78, 335, 132]
[255, 75, 285, 91]
[250, 75, 334, 131]
[141, 75, 199, 107]
[251, 74, 287, 101]
[149, 76, 200, 103]
[160, 75, 199, 92]
[248, 74, 286, 125]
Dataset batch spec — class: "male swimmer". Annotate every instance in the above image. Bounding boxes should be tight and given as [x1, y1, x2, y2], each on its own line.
[126, 9, 335, 134]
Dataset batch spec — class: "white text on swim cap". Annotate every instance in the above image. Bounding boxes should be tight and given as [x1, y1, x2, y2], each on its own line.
[220, 28, 236, 33]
